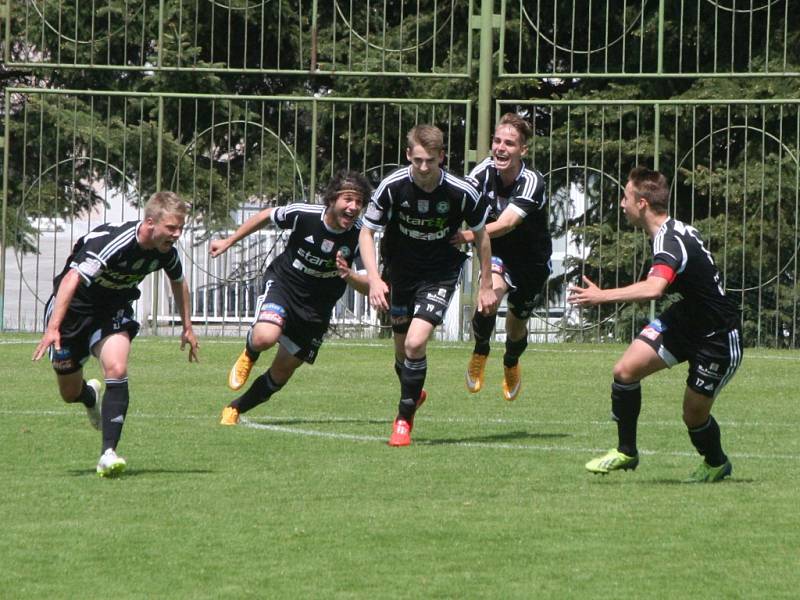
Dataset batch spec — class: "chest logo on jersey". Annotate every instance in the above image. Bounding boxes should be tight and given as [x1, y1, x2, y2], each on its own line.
[131, 259, 144, 270]
[417, 199, 429, 213]
[436, 201, 449, 214]
[321, 239, 335, 253]
[149, 259, 160, 271]
[339, 246, 351, 259]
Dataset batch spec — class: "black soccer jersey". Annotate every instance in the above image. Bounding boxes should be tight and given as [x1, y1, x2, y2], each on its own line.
[267, 203, 361, 314]
[649, 218, 740, 335]
[467, 158, 552, 265]
[364, 166, 489, 275]
[53, 220, 183, 316]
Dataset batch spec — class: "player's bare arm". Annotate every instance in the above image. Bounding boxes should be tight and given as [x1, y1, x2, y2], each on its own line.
[336, 252, 369, 295]
[209, 207, 274, 257]
[358, 226, 389, 311]
[473, 227, 499, 315]
[170, 278, 200, 362]
[568, 274, 669, 307]
[450, 209, 523, 246]
[32, 268, 82, 361]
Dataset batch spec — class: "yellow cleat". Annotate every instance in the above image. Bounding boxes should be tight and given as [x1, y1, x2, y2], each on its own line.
[228, 349, 255, 391]
[502, 364, 521, 401]
[220, 406, 240, 426]
[465, 353, 488, 393]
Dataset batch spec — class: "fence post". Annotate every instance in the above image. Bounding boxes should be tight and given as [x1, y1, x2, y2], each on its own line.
[0, 88, 9, 331]
[151, 96, 165, 334]
[475, 0, 495, 160]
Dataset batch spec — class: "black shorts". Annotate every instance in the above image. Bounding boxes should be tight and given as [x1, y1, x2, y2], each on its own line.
[636, 315, 743, 398]
[388, 267, 461, 334]
[44, 296, 140, 375]
[252, 277, 328, 364]
[491, 257, 551, 319]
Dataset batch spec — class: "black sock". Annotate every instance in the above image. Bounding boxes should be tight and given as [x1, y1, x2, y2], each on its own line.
[688, 416, 727, 467]
[471, 312, 494, 355]
[611, 379, 641, 456]
[398, 356, 427, 422]
[244, 329, 261, 362]
[231, 370, 283, 414]
[77, 380, 97, 408]
[503, 335, 528, 368]
[394, 357, 404, 382]
[101, 378, 129, 452]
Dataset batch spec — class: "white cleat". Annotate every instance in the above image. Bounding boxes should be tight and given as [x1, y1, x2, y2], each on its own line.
[85, 379, 102, 430]
[96, 448, 126, 478]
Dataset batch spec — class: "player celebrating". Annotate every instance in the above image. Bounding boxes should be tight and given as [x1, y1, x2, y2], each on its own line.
[568, 167, 742, 482]
[360, 124, 497, 446]
[212, 170, 371, 425]
[452, 113, 552, 401]
[32, 191, 199, 477]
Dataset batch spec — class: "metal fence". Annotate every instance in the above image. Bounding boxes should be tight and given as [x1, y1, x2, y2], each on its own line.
[2, 0, 799, 346]
[4, 0, 474, 76]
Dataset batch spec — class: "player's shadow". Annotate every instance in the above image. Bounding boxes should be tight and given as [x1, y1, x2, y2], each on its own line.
[423, 430, 569, 445]
[634, 477, 755, 486]
[68, 468, 213, 477]
[254, 417, 388, 427]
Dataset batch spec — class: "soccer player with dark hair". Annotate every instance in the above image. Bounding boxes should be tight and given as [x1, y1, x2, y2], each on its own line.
[360, 124, 498, 446]
[568, 166, 742, 482]
[32, 191, 199, 477]
[212, 170, 372, 425]
[452, 112, 552, 401]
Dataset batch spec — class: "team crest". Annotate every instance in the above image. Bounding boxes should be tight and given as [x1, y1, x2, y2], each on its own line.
[339, 246, 351, 258]
[148, 260, 160, 271]
[436, 201, 449, 214]
[321, 239, 335, 253]
[417, 199, 429, 213]
[131, 259, 144, 270]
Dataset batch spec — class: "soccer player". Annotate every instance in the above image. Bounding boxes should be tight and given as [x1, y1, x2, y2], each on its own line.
[32, 191, 199, 477]
[359, 124, 497, 446]
[568, 167, 742, 483]
[452, 113, 552, 401]
[211, 170, 372, 425]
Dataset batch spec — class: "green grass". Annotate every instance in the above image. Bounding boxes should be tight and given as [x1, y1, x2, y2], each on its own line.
[2, 334, 798, 598]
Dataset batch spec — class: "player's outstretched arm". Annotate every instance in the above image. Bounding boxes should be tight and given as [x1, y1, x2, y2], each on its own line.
[209, 207, 274, 257]
[32, 268, 81, 361]
[473, 227, 499, 315]
[568, 275, 668, 307]
[358, 226, 389, 311]
[336, 252, 370, 295]
[170, 278, 200, 362]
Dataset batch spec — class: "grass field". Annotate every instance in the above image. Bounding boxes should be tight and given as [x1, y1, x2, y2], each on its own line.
[2, 334, 799, 598]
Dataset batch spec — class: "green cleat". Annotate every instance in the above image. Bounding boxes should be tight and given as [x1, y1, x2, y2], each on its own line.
[684, 460, 732, 483]
[585, 448, 639, 475]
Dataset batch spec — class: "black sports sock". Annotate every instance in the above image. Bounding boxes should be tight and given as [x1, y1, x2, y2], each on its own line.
[611, 379, 642, 457]
[231, 370, 283, 414]
[688, 416, 727, 467]
[398, 356, 427, 422]
[503, 335, 528, 368]
[394, 357, 404, 382]
[471, 312, 494, 355]
[101, 378, 129, 452]
[77, 380, 97, 408]
[244, 329, 261, 362]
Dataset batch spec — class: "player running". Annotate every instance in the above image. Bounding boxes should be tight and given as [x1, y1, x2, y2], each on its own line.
[211, 170, 371, 425]
[32, 192, 199, 477]
[569, 167, 742, 483]
[452, 113, 552, 401]
[360, 124, 497, 446]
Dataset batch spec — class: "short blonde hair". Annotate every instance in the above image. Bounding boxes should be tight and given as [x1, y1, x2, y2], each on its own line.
[144, 191, 189, 222]
[406, 124, 445, 154]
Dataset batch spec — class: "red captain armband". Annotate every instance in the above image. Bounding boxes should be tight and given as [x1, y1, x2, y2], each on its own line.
[648, 263, 677, 284]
